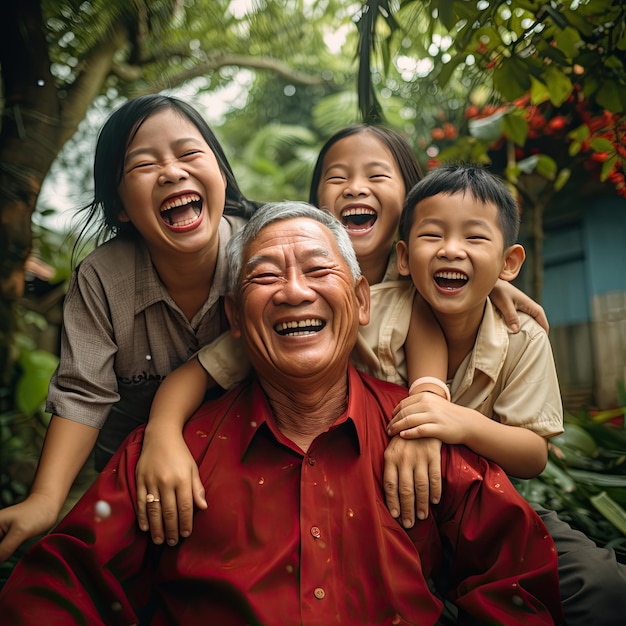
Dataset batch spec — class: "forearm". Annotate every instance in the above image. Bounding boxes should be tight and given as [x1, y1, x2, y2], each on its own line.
[29, 415, 99, 512]
[145, 357, 210, 438]
[406, 294, 448, 393]
[463, 413, 548, 478]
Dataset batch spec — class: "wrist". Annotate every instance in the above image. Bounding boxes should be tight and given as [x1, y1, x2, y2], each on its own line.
[408, 376, 451, 401]
[144, 418, 185, 440]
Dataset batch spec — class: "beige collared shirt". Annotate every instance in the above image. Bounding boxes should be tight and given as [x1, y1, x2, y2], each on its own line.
[354, 279, 563, 436]
[449, 299, 563, 437]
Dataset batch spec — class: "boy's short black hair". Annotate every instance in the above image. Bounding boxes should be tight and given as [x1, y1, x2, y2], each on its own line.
[399, 164, 520, 248]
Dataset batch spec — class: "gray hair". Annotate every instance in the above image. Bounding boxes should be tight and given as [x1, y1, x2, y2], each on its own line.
[226, 201, 362, 294]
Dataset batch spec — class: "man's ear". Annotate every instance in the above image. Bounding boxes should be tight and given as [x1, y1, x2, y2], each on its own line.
[224, 293, 242, 338]
[396, 240, 411, 277]
[355, 276, 371, 326]
[118, 209, 130, 223]
[499, 244, 525, 282]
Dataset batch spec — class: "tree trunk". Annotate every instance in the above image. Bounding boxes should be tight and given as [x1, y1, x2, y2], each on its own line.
[0, 0, 60, 386]
[0, 1, 129, 386]
[519, 175, 554, 305]
[531, 198, 545, 305]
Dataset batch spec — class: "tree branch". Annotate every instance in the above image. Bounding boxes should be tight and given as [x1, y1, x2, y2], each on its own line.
[113, 52, 331, 94]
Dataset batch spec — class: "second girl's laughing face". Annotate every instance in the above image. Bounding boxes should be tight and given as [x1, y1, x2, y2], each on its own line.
[117, 108, 227, 257]
[315, 132, 406, 272]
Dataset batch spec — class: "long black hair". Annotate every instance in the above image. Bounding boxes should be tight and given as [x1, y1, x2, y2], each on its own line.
[73, 94, 260, 256]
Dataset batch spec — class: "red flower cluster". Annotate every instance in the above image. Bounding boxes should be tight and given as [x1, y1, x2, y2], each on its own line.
[576, 109, 626, 197]
[461, 89, 626, 198]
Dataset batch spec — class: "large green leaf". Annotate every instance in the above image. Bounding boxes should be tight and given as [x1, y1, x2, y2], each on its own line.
[543, 66, 573, 107]
[502, 110, 528, 146]
[493, 57, 531, 101]
[15, 350, 59, 417]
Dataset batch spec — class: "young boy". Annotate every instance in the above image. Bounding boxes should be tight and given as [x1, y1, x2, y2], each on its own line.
[387, 163, 626, 625]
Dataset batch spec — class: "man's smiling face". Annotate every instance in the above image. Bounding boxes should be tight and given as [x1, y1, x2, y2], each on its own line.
[226, 217, 369, 383]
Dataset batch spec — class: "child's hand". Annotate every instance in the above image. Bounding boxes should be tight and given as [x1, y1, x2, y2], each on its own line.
[0, 494, 61, 563]
[383, 435, 442, 528]
[135, 433, 207, 546]
[490, 279, 549, 333]
[387, 392, 468, 444]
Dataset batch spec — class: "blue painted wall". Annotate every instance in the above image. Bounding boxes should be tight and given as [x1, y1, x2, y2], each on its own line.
[582, 196, 626, 297]
[540, 195, 626, 326]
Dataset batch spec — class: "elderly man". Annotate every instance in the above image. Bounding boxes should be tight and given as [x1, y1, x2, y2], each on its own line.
[0, 202, 562, 625]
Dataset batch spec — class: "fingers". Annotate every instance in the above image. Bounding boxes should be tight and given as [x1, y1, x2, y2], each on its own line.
[383, 458, 401, 520]
[502, 309, 521, 334]
[168, 484, 193, 543]
[145, 491, 166, 545]
[398, 467, 416, 528]
[0, 532, 20, 563]
[428, 453, 442, 507]
[135, 481, 150, 533]
[140, 482, 196, 547]
[191, 470, 207, 511]
[412, 463, 431, 524]
[531, 307, 549, 333]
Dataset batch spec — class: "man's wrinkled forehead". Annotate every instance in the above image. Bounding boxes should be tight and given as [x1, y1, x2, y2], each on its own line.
[243, 219, 337, 270]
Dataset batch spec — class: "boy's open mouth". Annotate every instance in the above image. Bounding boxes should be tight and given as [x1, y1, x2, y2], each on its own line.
[340, 207, 377, 231]
[434, 271, 468, 290]
[160, 194, 202, 227]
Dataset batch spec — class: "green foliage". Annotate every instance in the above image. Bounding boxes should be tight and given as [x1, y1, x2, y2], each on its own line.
[514, 404, 626, 558]
[15, 350, 59, 418]
[1, 317, 58, 507]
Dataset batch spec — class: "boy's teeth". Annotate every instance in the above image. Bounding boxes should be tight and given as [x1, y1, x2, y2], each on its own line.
[435, 271, 467, 280]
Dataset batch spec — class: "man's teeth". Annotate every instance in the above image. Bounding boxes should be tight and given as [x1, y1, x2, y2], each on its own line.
[275, 319, 324, 336]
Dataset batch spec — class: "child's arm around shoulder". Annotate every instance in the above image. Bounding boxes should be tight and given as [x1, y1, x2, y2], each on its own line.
[135, 355, 211, 546]
[136, 331, 251, 546]
[389, 310, 561, 479]
[383, 292, 450, 527]
[388, 392, 550, 478]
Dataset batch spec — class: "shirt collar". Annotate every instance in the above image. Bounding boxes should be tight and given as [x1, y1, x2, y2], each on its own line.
[452, 298, 509, 394]
[382, 247, 400, 282]
[240, 366, 368, 460]
[133, 216, 235, 321]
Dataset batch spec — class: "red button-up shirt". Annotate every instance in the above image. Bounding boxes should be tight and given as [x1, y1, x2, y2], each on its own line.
[0, 367, 562, 625]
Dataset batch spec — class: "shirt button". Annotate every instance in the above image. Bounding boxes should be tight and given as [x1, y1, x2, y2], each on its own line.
[307, 456, 316, 466]
[310, 526, 321, 538]
[314, 587, 325, 600]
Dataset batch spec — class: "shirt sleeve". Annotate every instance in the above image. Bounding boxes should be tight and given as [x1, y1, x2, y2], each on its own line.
[0, 431, 154, 625]
[45, 263, 121, 429]
[196, 331, 250, 390]
[493, 323, 564, 438]
[436, 445, 564, 625]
